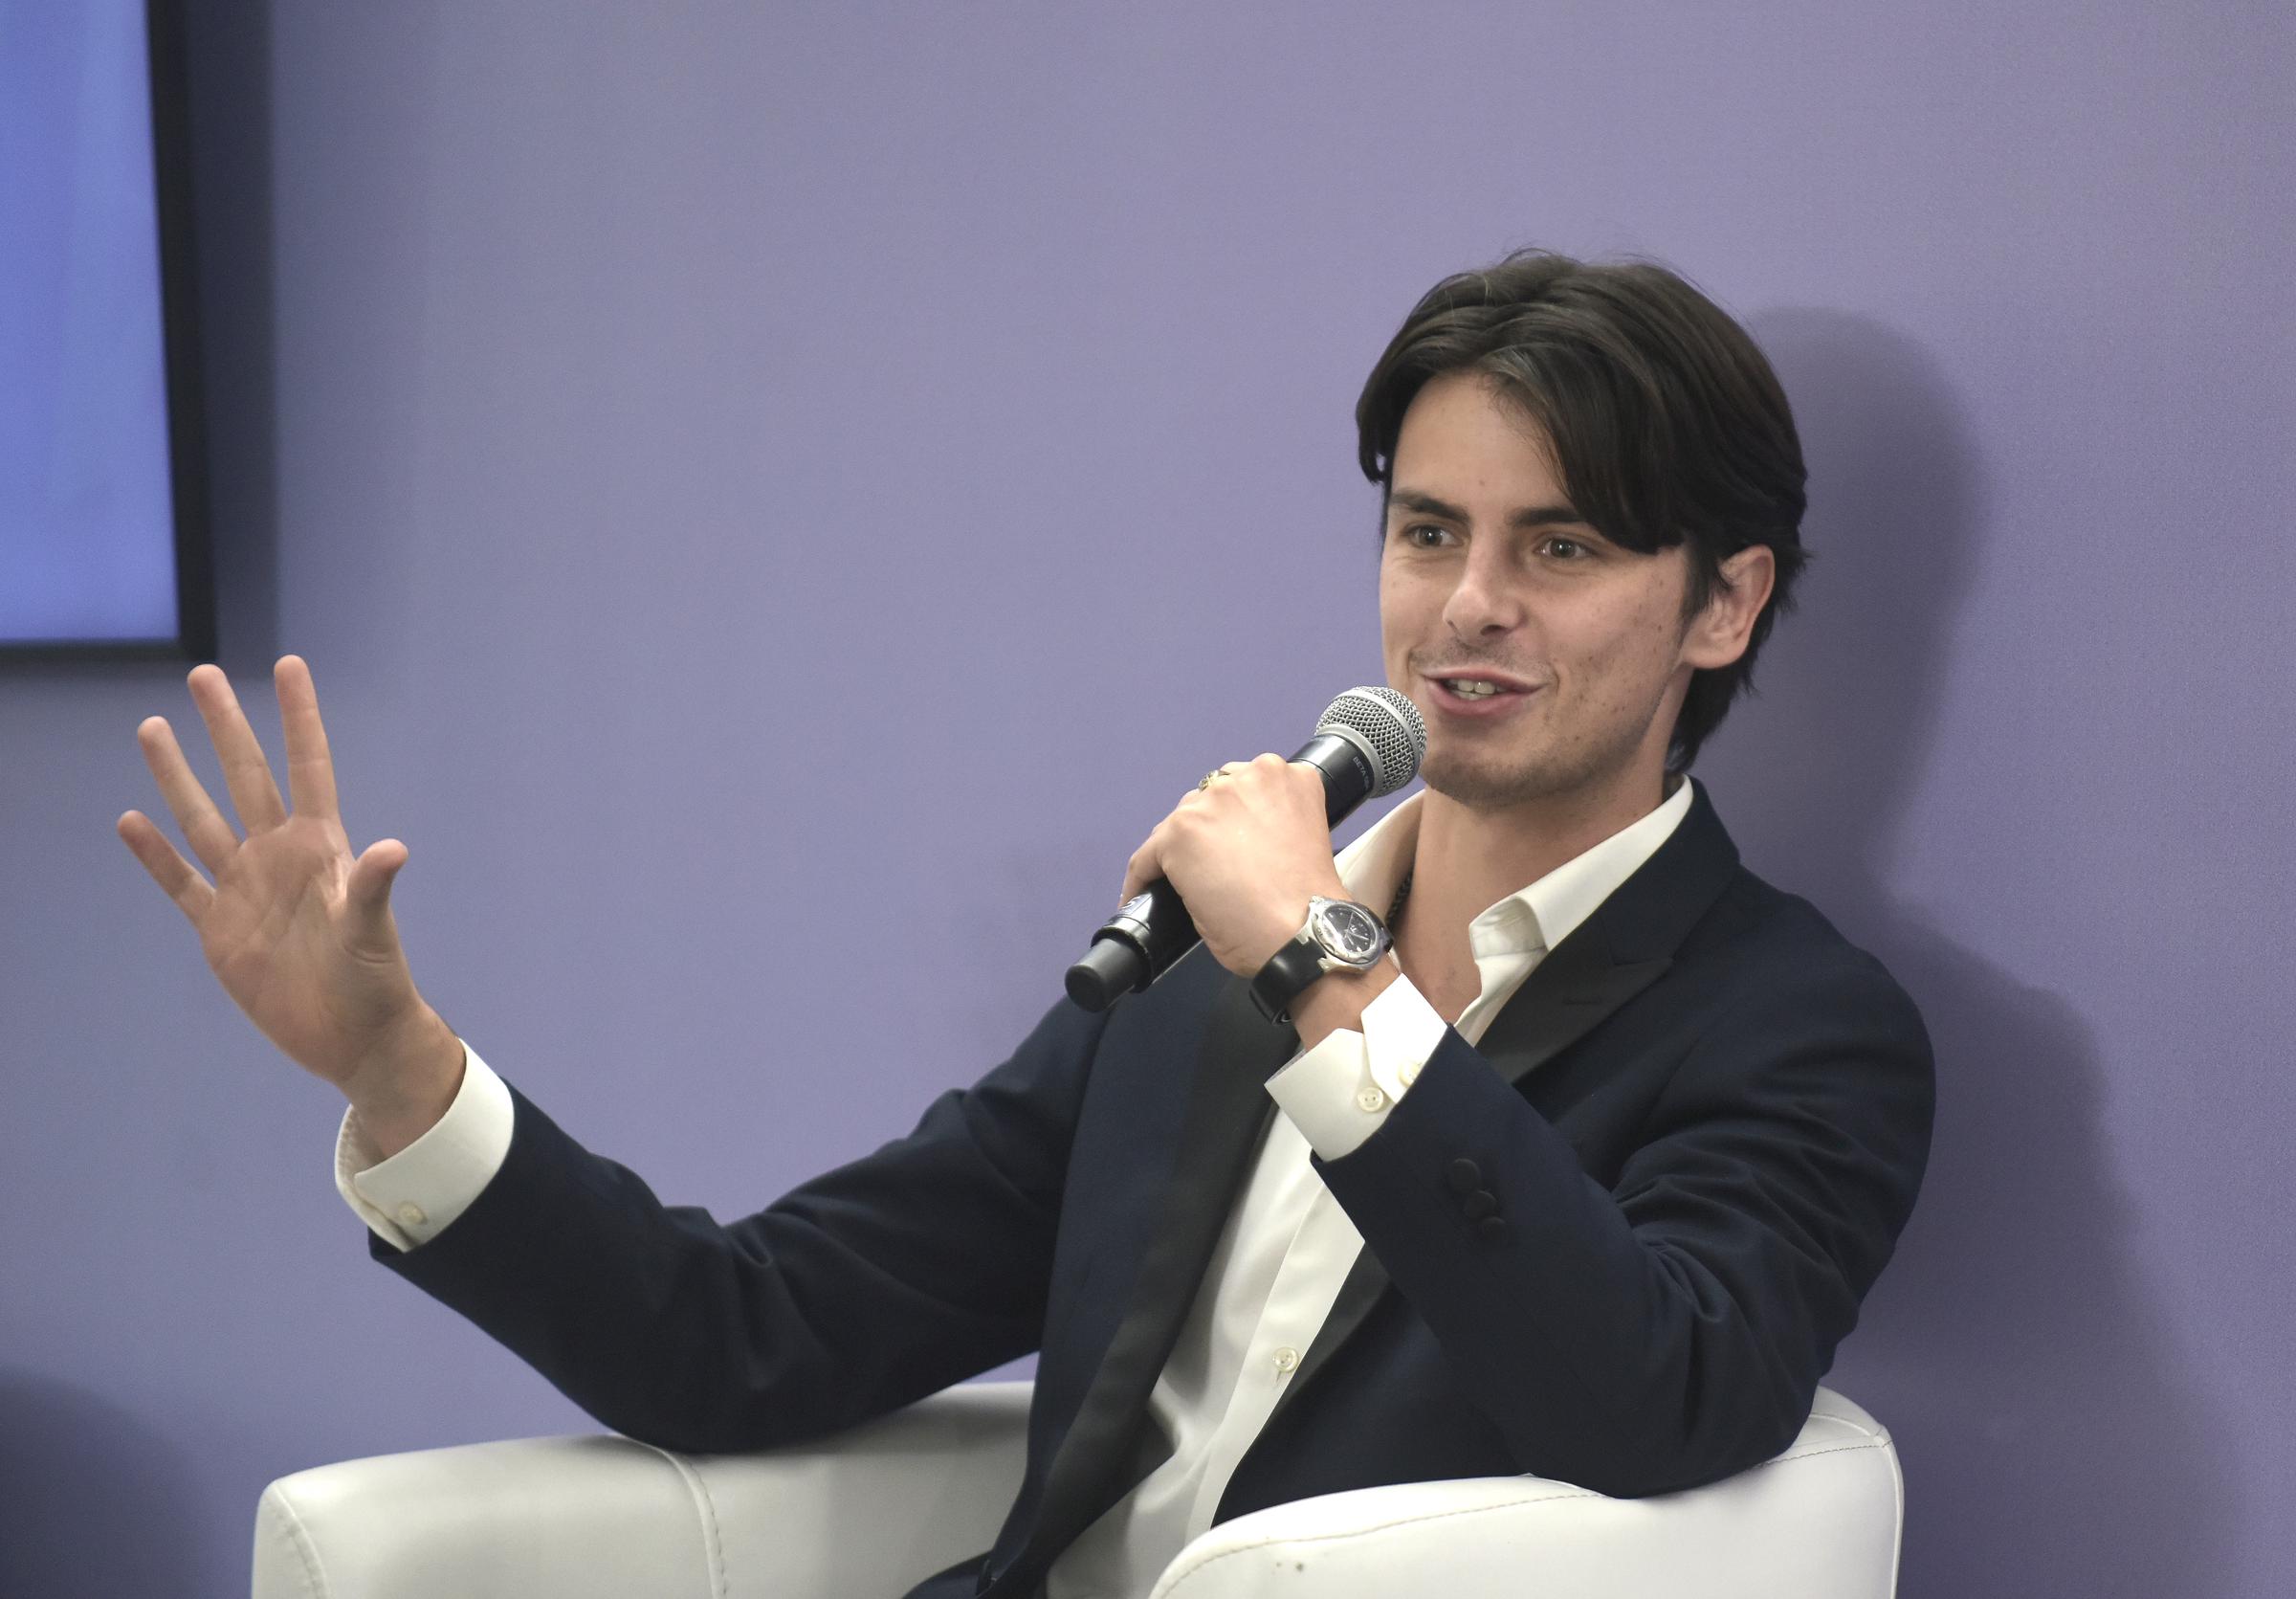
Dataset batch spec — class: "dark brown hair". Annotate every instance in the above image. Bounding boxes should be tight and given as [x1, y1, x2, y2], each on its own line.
[1356, 249, 1808, 770]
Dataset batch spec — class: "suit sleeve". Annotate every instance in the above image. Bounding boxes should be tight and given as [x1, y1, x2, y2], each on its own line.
[371, 996, 1110, 1455]
[1309, 949, 1933, 1498]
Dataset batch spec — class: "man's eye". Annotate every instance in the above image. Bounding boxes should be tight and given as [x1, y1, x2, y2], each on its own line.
[1539, 536, 1591, 560]
[1402, 523, 1452, 548]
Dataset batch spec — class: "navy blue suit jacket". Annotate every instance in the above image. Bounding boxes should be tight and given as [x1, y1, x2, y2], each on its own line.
[378, 782, 1933, 1598]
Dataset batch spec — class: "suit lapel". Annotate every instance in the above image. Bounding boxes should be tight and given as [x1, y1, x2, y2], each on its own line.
[1473, 939, 1674, 1087]
[1022, 965, 1298, 1574]
[1257, 780, 1742, 1439]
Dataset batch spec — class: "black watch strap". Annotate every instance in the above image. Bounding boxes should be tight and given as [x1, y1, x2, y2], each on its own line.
[1250, 936, 1332, 1025]
[1249, 898, 1390, 1025]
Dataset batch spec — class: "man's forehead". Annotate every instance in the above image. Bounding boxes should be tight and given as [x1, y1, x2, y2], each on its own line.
[1389, 372, 1572, 487]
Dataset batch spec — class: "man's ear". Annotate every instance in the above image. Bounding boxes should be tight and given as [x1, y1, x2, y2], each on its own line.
[1682, 544, 1777, 671]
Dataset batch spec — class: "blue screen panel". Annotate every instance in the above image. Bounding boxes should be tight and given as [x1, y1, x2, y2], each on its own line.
[0, 0, 180, 645]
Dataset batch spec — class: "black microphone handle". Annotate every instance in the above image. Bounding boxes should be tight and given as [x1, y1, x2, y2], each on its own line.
[1064, 880, 1197, 1010]
[1292, 730, 1381, 824]
[1063, 731, 1382, 1012]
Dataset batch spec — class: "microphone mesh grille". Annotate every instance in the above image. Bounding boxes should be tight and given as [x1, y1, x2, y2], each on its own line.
[1317, 686, 1426, 798]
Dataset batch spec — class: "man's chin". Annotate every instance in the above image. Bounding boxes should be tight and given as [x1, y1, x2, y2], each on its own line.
[1423, 734, 1672, 818]
[1420, 754, 1569, 813]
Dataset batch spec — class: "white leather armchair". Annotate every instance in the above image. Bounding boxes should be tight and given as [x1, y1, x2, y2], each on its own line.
[253, 1382, 1902, 1598]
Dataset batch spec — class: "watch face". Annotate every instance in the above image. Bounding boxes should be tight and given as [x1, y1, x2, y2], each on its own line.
[1311, 899, 1384, 962]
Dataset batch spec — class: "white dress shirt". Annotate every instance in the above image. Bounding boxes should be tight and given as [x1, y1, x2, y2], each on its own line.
[337, 778, 1692, 1597]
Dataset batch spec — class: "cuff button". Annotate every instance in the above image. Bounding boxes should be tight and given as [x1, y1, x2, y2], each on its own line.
[1476, 1215, 1510, 1245]
[395, 1202, 427, 1229]
[1446, 1157, 1483, 1194]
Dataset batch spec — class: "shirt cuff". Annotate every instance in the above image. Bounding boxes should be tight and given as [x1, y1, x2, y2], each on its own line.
[1266, 971, 1449, 1159]
[334, 1043, 515, 1252]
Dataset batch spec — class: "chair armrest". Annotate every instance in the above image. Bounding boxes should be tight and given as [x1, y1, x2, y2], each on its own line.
[253, 1380, 1032, 1599]
[1149, 1388, 1904, 1599]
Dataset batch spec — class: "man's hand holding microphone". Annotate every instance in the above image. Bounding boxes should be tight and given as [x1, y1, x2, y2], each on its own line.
[1118, 753, 1404, 1049]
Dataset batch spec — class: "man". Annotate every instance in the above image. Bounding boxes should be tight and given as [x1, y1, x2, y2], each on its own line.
[121, 250, 1932, 1598]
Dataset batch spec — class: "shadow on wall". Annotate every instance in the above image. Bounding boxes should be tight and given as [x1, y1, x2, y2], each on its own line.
[1697, 311, 2236, 1597]
[0, 1370, 220, 1598]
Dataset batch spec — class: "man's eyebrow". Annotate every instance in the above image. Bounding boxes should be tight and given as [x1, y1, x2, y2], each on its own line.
[1387, 487, 1590, 530]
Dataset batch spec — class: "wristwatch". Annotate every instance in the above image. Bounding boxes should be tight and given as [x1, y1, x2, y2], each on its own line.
[1249, 896, 1393, 1024]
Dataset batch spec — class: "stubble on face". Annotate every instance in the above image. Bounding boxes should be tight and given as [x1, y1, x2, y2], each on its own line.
[1414, 605, 1690, 815]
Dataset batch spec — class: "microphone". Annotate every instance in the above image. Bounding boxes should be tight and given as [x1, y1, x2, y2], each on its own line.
[1065, 686, 1426, 1013]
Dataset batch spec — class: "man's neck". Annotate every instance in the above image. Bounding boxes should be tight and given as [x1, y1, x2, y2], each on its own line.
[1392, 767, 1676, 1016]
[1415, 775, 1673, 911]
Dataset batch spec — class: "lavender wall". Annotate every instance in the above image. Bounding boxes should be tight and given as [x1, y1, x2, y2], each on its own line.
[3, 4, 2288, 1594]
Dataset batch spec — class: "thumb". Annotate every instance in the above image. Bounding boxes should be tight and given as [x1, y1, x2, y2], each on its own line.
[346, 838, 410, 936]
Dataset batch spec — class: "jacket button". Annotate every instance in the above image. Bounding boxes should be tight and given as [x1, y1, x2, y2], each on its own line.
[1477, 1214, 1511, 1245]
[1446, 1157, 1483, 1194]
[1462, 1188, 1498, 1221]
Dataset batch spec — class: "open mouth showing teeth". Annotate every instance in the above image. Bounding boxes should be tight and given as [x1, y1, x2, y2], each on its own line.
[1439, 678, 1507, 700]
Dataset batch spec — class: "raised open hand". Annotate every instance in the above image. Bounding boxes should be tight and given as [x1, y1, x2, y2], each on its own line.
[119, 656, 461, 1143]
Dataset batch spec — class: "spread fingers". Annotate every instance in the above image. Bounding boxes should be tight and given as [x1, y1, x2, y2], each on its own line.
[117, 810, 215, 923]
[188, 664, 289, 833]
[136, 715, 241, 875]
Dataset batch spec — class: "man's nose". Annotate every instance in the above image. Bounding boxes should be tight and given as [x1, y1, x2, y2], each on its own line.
[1442, 546, 1524, 639]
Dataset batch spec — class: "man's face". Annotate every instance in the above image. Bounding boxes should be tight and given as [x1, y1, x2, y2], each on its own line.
[1378, 370, 1719, 814]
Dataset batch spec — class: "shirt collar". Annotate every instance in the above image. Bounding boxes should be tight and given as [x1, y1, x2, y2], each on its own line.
[1336, 776, 1695, 958]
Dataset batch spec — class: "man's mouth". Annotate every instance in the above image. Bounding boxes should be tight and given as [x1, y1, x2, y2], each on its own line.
[1423, 669, 1537, 709]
